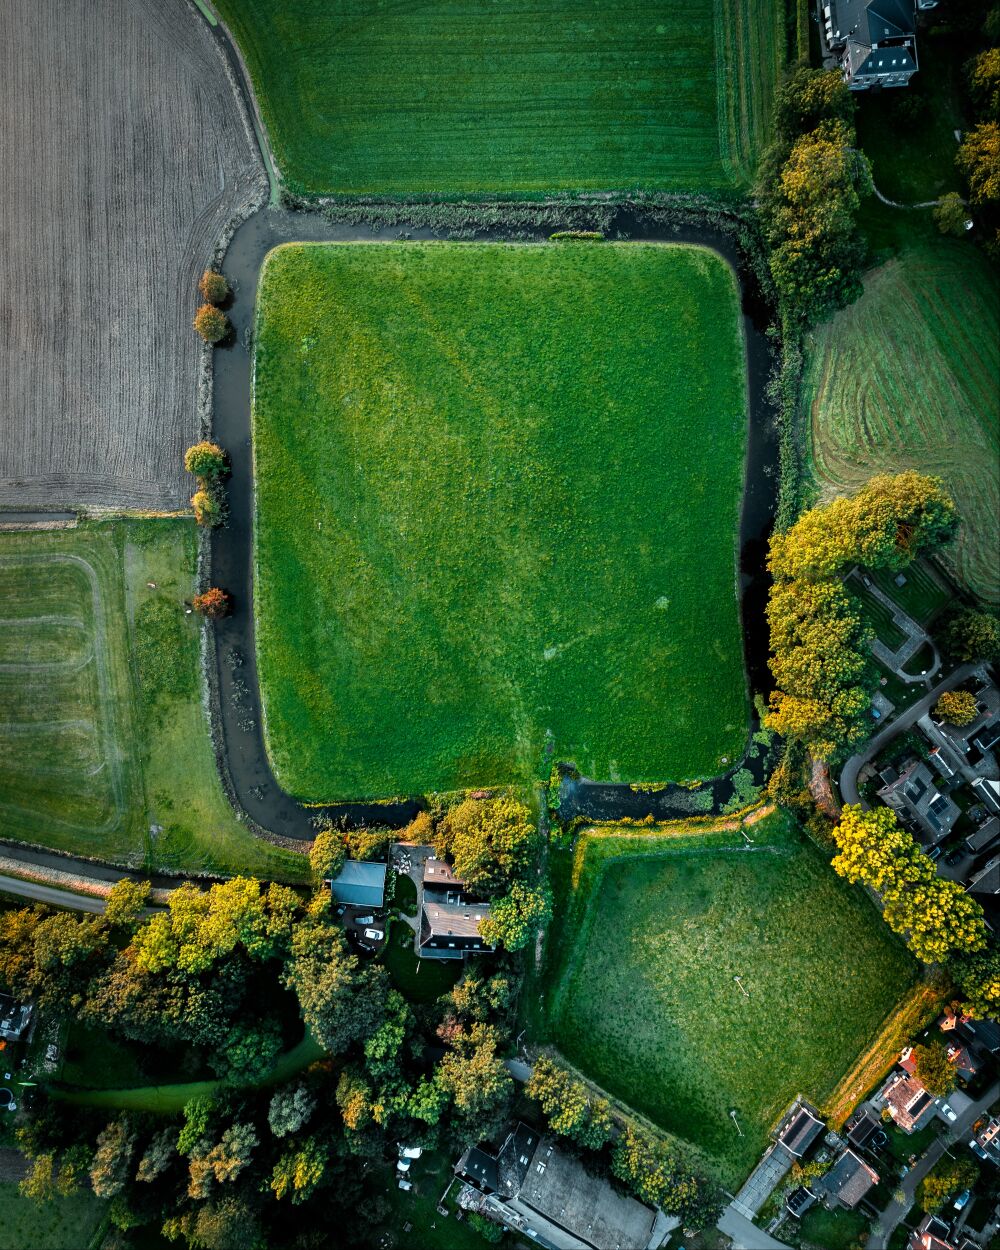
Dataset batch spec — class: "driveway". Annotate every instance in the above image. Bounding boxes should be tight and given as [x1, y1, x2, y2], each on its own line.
[839, 663, 982, 806]
[718, 1204, 792, 1249]
[865, 1080, 1000, 1250]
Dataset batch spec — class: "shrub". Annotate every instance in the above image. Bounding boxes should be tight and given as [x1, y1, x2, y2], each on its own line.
[184, 441, 228, 479]
[193, 304, 229, 344]
[199, 269, 230, 305]
[939, 609, 1000, 664]
[549, 230, 604, 241]
[309, 827, 346, 880]
[191, 488, 222, 528]
[192, 587, 231, 619]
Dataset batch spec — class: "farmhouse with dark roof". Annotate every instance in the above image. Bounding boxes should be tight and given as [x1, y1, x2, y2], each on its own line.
[821, 0, 937, 91]
[418, 856, 494, 960]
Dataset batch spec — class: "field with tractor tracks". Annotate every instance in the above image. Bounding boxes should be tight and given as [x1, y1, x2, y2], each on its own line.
[806, 241, 1000, 604]
[215, 0, 783, 196]
[0, 0, 265, 510]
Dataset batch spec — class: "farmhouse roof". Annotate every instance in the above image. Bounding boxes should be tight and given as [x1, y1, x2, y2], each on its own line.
[330, 859, 386, 909]
[422, 857, 465, 887]
[823, 1148, 879, 1208]
[778, 1105, 825, 1158]
[510, 1137, 657, 1250]
[419, 898, 493, 958]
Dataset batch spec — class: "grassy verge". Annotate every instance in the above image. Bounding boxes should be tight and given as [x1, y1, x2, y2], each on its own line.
[0, 521, 308, 882]
[253, 241, 750, 800]
[805, 239, 1000, 604]
[537, 811, 918, 1186]
[0, 1183, 105, 1250]
[215, 0, 782, 196]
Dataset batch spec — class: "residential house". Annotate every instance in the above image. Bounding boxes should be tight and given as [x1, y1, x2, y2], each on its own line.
[936, 682, 1000, 768]
[821, 0, 937, 91]
[972, 777, 1000, 816]
[966, 854, 1000, 928]
[418, 857, 493, 960]
[878, 760, 959, 846]
[0, 994, 32, 1042]
[455, 1123, 666, 1250]
[778, 1104, 825, 1159]
[909, 1214, 957, 1250]
[821, 1148, 879, 1209]
[965, 816, 1000, 856]
[330, 860, 386, 910]
[900, 1043, 978, 1084]
[845, 1108, 882, 1152]
[786, 1186, 818, 1218]
[880, 1071, 937, 1132]
[970, 1115, 1000, 1165]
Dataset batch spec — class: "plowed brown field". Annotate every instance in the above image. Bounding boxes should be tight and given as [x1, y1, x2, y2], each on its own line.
[0, 0, 265, 510]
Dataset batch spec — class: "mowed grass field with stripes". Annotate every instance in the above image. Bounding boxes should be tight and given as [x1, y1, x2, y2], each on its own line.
[215, 0, 783, 195]
[806, 241, 1000, 604]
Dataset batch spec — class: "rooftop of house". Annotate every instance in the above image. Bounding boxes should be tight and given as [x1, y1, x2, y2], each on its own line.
[422, 898, 490, 940]
[329, 859, 386, 910]
[965, 816, 1000, 854]
[786, 1185, 818, 1218]
[422, 857, 465, 888]
[0, 994, 32, 1042]
[972, 777, 1000, 816]
[939, 683, 1000, 750]
[845, 1107, 882, 1151]
[909, 1213, 957, 1250]
[967, 854, 1000, 898]
[510, 1136, 657, 1250]
[972, 1115, 1000, 1165]
[883, 1072, 936, 1132]
[878, 760, 959, 843]
[455, 1123, 541, 1200]
[828, 0, 916, 43]
[779, 1105, 826, 1158]
[822, 1148, 879, 1209]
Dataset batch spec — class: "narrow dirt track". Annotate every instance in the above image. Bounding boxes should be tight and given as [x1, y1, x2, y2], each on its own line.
[0, 0, 266, 510]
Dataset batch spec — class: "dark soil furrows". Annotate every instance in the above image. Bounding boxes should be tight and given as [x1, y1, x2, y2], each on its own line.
[0, 0, 266, 510]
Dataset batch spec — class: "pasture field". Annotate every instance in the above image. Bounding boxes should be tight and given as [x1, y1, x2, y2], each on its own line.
[538, 812, 916, 1186]
[0, 1182, 105, 1250]
[0, 521, 307, 882]
[806, 241, 1000, 604]
[214, 0, 783, 196]
[252, 241, 749, 800]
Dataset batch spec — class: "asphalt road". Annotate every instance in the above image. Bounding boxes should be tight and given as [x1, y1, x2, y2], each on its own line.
[838, 662, 981, 806]
[0, 875, 107, 913]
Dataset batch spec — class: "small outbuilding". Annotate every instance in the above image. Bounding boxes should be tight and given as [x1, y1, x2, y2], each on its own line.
[330, 860, 387, 910]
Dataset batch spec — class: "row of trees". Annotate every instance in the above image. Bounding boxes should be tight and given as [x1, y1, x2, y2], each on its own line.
[193, 269, 231, 344]
[766, 471, 958, 758]
[831, 806, 1000, 1025]
[956, 25, 1000, 253]
[185, 439, 228, 529]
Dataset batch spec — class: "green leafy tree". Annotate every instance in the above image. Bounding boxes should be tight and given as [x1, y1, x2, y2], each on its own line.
[269, 1137, 328, 1203]
[934, 192, 969, 236]
[970, 48, 1000, 120]
[136, 1128, 177, 1183]
[268, 1085, 316, 1139]
[952, 943, 1000, 1020]
[282, 912, 387, 1054]
[940, 609, 1000, 664]
[336, 1067, 374, 1132]
[526, 1056, 614, 1150]
[191, 488, 222, 528]
[309, 827, 346, 882]
[104, 879, 150, 928]
[959, 121, 1000, 204]
[215, 1019, 283, 1082]
[917, 1156, 979, 1213]
[934, 689, 979, 727]
[612, 1126, 722, 1227]
[912, 1042, 957, 1097]
[467, 1213, 504, 1243]
[435, 797, 539, 893]
[480, 880, 552, 951]
[183, 441, 228, 480]
[90, 1117, 137, 1200]
[177, 1098, 215, 1157]
[774, 66, 854, 140]
[437, 1023, 513, 1135]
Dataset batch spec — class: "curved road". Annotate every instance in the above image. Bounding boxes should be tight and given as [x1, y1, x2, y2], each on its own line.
[838, 662, 981, 806]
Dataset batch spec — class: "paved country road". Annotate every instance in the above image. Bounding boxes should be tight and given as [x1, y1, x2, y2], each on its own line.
[0, 875, 108, 913]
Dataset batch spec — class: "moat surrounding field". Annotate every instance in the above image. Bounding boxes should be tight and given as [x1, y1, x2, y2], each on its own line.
[215, 0, 783, 195]
[539, 813, 917, 1187]
[252, 241, 749, 801]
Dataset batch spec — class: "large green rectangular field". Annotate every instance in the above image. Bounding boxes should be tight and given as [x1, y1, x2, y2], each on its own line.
[539, 813, 917, 1186]
[215, 0, 783, 195]
[252, 241, 749, 801]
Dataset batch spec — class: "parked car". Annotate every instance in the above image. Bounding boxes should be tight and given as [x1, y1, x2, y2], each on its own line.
[928, 845, 943, 862]
[397, 1159, 411, 1173]
[354, 914, 375, 926]
[364, 928, 384, 942]
[954, 1189, 971, 1211]
[398, 1178, 412, 1191]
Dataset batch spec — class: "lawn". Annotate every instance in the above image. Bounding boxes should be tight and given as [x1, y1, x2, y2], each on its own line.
[382, 920, 463, 1003]
[868, 561, 951, 629]
[0, 1182, 105, 1250]
[214, 0, 783, 196]
[539, 812, 917, 1187]
[806, 239, 1000, 605]
[253, 241, 749, 800]
[0, 521, 308, 881]
[847, 580, 907, 650]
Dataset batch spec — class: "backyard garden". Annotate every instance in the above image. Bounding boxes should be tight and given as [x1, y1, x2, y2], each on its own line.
[252, 240, 750, 801]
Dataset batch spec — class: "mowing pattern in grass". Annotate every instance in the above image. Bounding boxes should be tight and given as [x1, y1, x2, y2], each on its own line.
[253, 242, 748, 800]
[542, 813, 916, 1186]
[847, 580, 907, 650]
[869, 562, 951, 629]
[215, 0, 783, 195]
[806, 241, 1000, 604]
[0, 522, 307, 881]
[0, 532, 142, 849]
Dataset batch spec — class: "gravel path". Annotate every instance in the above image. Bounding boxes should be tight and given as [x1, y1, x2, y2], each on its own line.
[0, 0, 265, 510]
